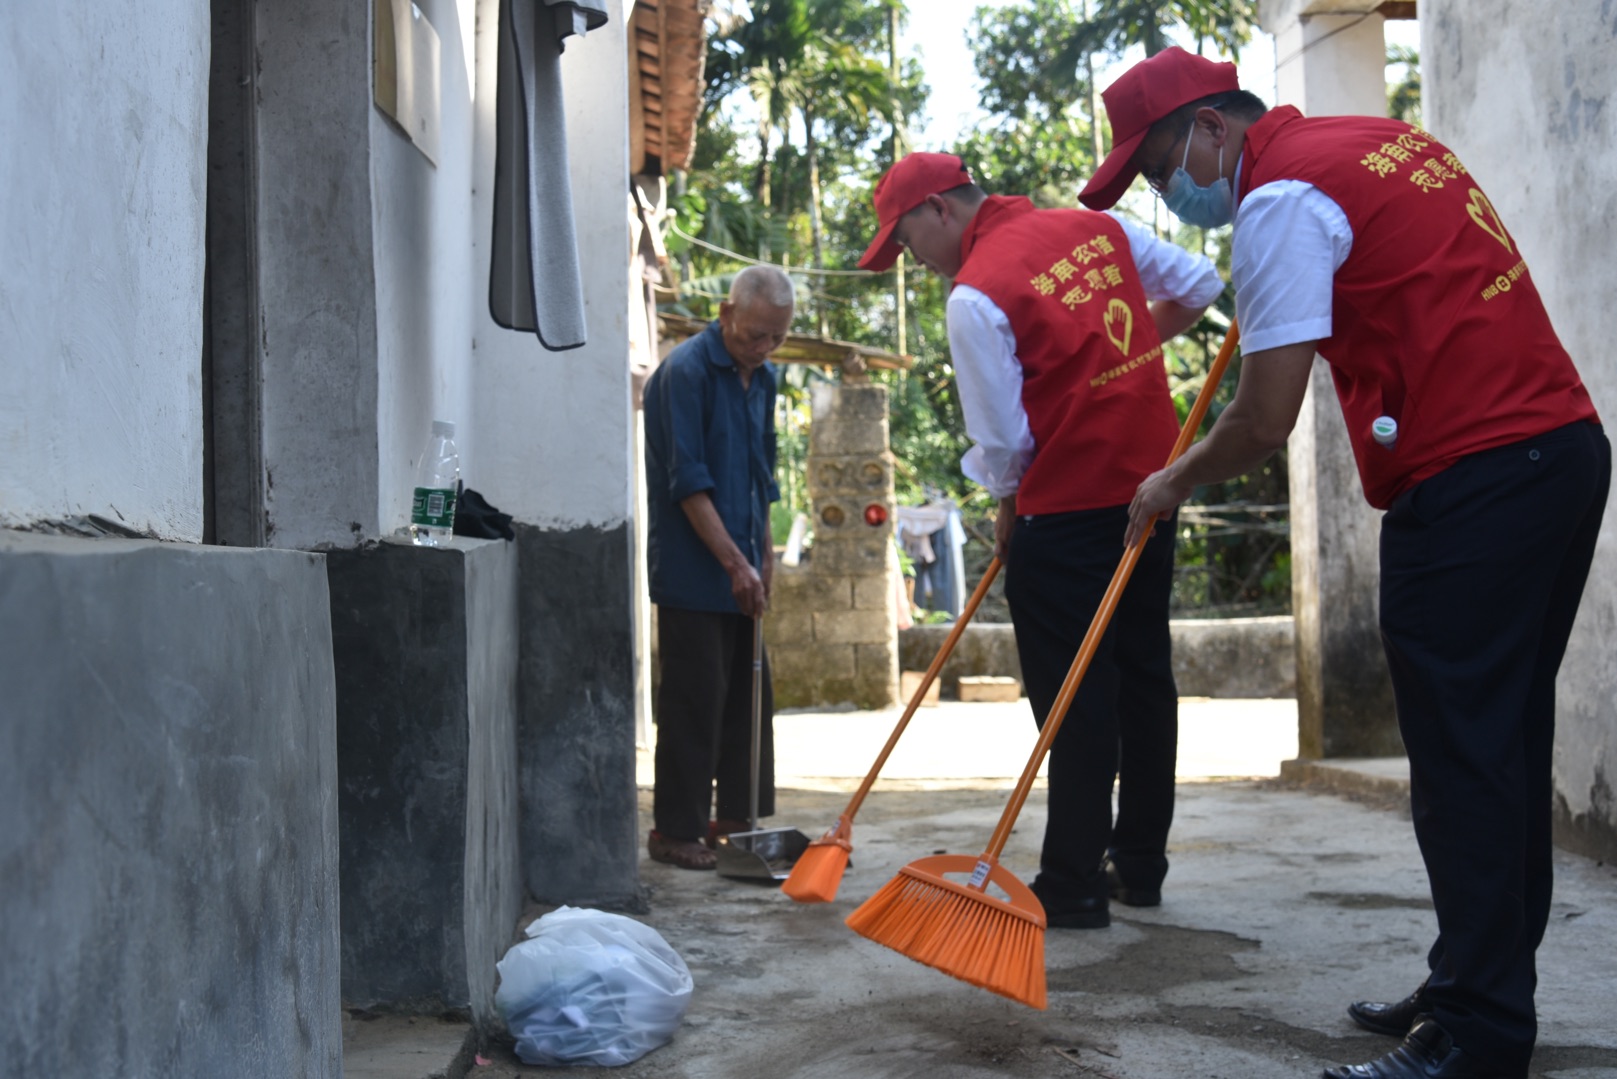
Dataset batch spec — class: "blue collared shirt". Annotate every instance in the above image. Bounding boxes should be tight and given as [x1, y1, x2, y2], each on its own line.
[644, 320, 780, 613]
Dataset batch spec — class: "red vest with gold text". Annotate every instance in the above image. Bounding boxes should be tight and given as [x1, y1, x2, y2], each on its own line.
[1239, 107, 1598, 509]
[952, 196, 1180, 515]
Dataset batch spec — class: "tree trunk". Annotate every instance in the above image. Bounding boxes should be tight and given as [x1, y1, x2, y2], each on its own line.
[755, 130, 772, 206]
[1144, 5, 1167, 55]
[755, 97, 773, 211]
[805, 102, 828, 337]
[1084, 0, 1103, 165]
[888, 0, 906, 356]
[755, 122, 772, 259]
[674, 168, 692, 286]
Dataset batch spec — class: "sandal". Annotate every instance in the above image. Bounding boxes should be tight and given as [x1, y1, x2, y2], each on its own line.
[647, 831, 717, 870]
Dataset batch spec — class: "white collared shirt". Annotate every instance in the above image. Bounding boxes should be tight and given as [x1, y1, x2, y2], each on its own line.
[1230, 180, 1354, 355]
[947, 212, 1225, 498]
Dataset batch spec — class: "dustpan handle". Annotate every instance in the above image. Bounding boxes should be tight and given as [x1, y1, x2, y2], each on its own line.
[840, 556, 1003, 823]
[750, 615, 763, 832]
[982, 321, 1241, 862]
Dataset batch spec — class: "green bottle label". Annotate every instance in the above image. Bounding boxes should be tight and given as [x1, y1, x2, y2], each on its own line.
[411, 487, 457, 529]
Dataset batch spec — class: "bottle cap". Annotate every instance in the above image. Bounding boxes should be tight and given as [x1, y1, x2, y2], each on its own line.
[1371, 416, 1397, 447]
[432, 420, 456, 438]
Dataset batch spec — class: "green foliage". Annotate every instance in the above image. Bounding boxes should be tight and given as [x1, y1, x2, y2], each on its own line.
[947, 0, 1101, 202]
[674, 0, 1298, 619]
[1386, 43, 1421, 125]
[1061, 0, 1258, 62]
[970, 0, 1090, 122]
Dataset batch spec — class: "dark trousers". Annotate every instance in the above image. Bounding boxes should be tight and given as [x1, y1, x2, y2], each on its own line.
[1003, 504, 1179, 896]
[1379, 421, 1609, 1069]
[653, 606, 775, 842]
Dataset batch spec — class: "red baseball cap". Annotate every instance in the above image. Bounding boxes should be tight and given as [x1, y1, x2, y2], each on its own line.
[858, 152, 975, 272]
[1079, 46, 1240, 210]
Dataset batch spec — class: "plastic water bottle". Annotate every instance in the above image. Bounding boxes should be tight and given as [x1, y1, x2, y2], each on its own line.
[1372, 416, 1398, 451]
[410, 420, 460, 546]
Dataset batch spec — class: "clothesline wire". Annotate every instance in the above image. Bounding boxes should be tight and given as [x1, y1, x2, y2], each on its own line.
[667, 221, 891, 277]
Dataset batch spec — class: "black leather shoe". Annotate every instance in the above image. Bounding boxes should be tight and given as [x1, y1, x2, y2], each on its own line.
[1322, 1018, 1524, 1078]
[1105, 860, 1162, 907]
[1029, 879, 1109, 929]
[1348, 977, 1430, 1037]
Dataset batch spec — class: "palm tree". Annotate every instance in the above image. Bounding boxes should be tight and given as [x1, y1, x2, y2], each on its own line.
[704, 0, 901, 321]
[794, 14, 893, 260]
[705, 0, 812, 213]
[1063, 0, 1257, 61]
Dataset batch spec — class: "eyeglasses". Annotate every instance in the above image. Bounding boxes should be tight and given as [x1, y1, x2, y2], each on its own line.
[1141, 124, 1192, 194]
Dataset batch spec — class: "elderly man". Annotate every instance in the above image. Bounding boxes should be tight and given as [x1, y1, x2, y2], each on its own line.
[642, 265, 793, 871]
[1084, 47, 1609, 1079]
[860, 153, 1222, 927]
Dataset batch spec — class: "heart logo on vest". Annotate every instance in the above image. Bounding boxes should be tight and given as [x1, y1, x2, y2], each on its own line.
[1104, 299, 1134, 355]
[1467, 189, 1512, 254]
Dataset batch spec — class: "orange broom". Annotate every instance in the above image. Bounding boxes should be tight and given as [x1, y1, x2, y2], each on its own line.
[781, 556, 1004, 904]
[845, 322, 1241, 1009]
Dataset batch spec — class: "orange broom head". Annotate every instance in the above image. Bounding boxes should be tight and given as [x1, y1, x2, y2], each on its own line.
[780, 835, 852, 903]
[844, 854, 1047, 1009]
[780, 816, 854, 904]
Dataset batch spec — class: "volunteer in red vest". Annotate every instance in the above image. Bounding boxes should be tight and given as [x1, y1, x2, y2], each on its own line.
[860, 153, 1222, 928]
[1082, 47, 1609, 1079]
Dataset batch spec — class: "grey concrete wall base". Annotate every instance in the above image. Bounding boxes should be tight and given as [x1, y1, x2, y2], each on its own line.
[1169, 616, 1296, 699]
[898, 616, 1297, 700]
[897, 623, 1022, 701]
[515, 523, 643, 910]
[1554, 788, 1617, 865]
[1279, 757, 1411, 810]
[327, 537, 523, 1027]
[0, 531, 341, 1077]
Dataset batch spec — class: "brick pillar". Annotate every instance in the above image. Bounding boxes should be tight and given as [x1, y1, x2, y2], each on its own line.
[764, 381, 898, 709]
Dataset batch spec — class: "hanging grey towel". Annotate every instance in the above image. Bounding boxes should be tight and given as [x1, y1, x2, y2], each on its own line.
[489, 0, 609, 350]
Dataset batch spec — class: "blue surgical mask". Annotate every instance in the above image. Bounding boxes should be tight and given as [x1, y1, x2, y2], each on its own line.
[1161, 123, 1234, 229]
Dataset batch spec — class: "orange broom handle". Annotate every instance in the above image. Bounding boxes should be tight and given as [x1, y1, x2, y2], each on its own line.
[982, 321, 1241, 862]
[840, 556, 1004, 823]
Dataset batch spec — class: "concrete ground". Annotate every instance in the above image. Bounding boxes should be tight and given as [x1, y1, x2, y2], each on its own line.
[343, 699, 1617, 1078]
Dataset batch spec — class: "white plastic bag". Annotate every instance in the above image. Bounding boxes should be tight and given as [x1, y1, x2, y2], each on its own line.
[494, 906, 694, 1067]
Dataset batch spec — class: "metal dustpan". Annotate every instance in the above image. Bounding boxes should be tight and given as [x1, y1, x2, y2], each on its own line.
[716, 825, 811, 881]
[716, 616, 809, 881]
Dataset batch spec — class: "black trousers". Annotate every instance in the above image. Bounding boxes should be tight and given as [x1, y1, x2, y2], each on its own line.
[652, 606, 775, 842]
[1379, 421, 1609, 1069]
[1003, 504, 1179, 897]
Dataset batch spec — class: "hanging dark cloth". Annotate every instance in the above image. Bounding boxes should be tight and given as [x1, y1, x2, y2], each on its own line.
[489, 0, 610, 350]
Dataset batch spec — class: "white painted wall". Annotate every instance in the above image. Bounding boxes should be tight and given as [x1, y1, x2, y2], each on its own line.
[373, 0, 479, 535]
[1422, 0, 1617, 838]
[1269, 10, 1387, 116]
[0, 2, 209, 541]
[470, 0, 636, 530]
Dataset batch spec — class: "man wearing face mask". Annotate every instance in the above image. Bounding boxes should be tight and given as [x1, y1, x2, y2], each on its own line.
[1082, 47, 1608, 1079]
[860, 152, 1223, 929]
